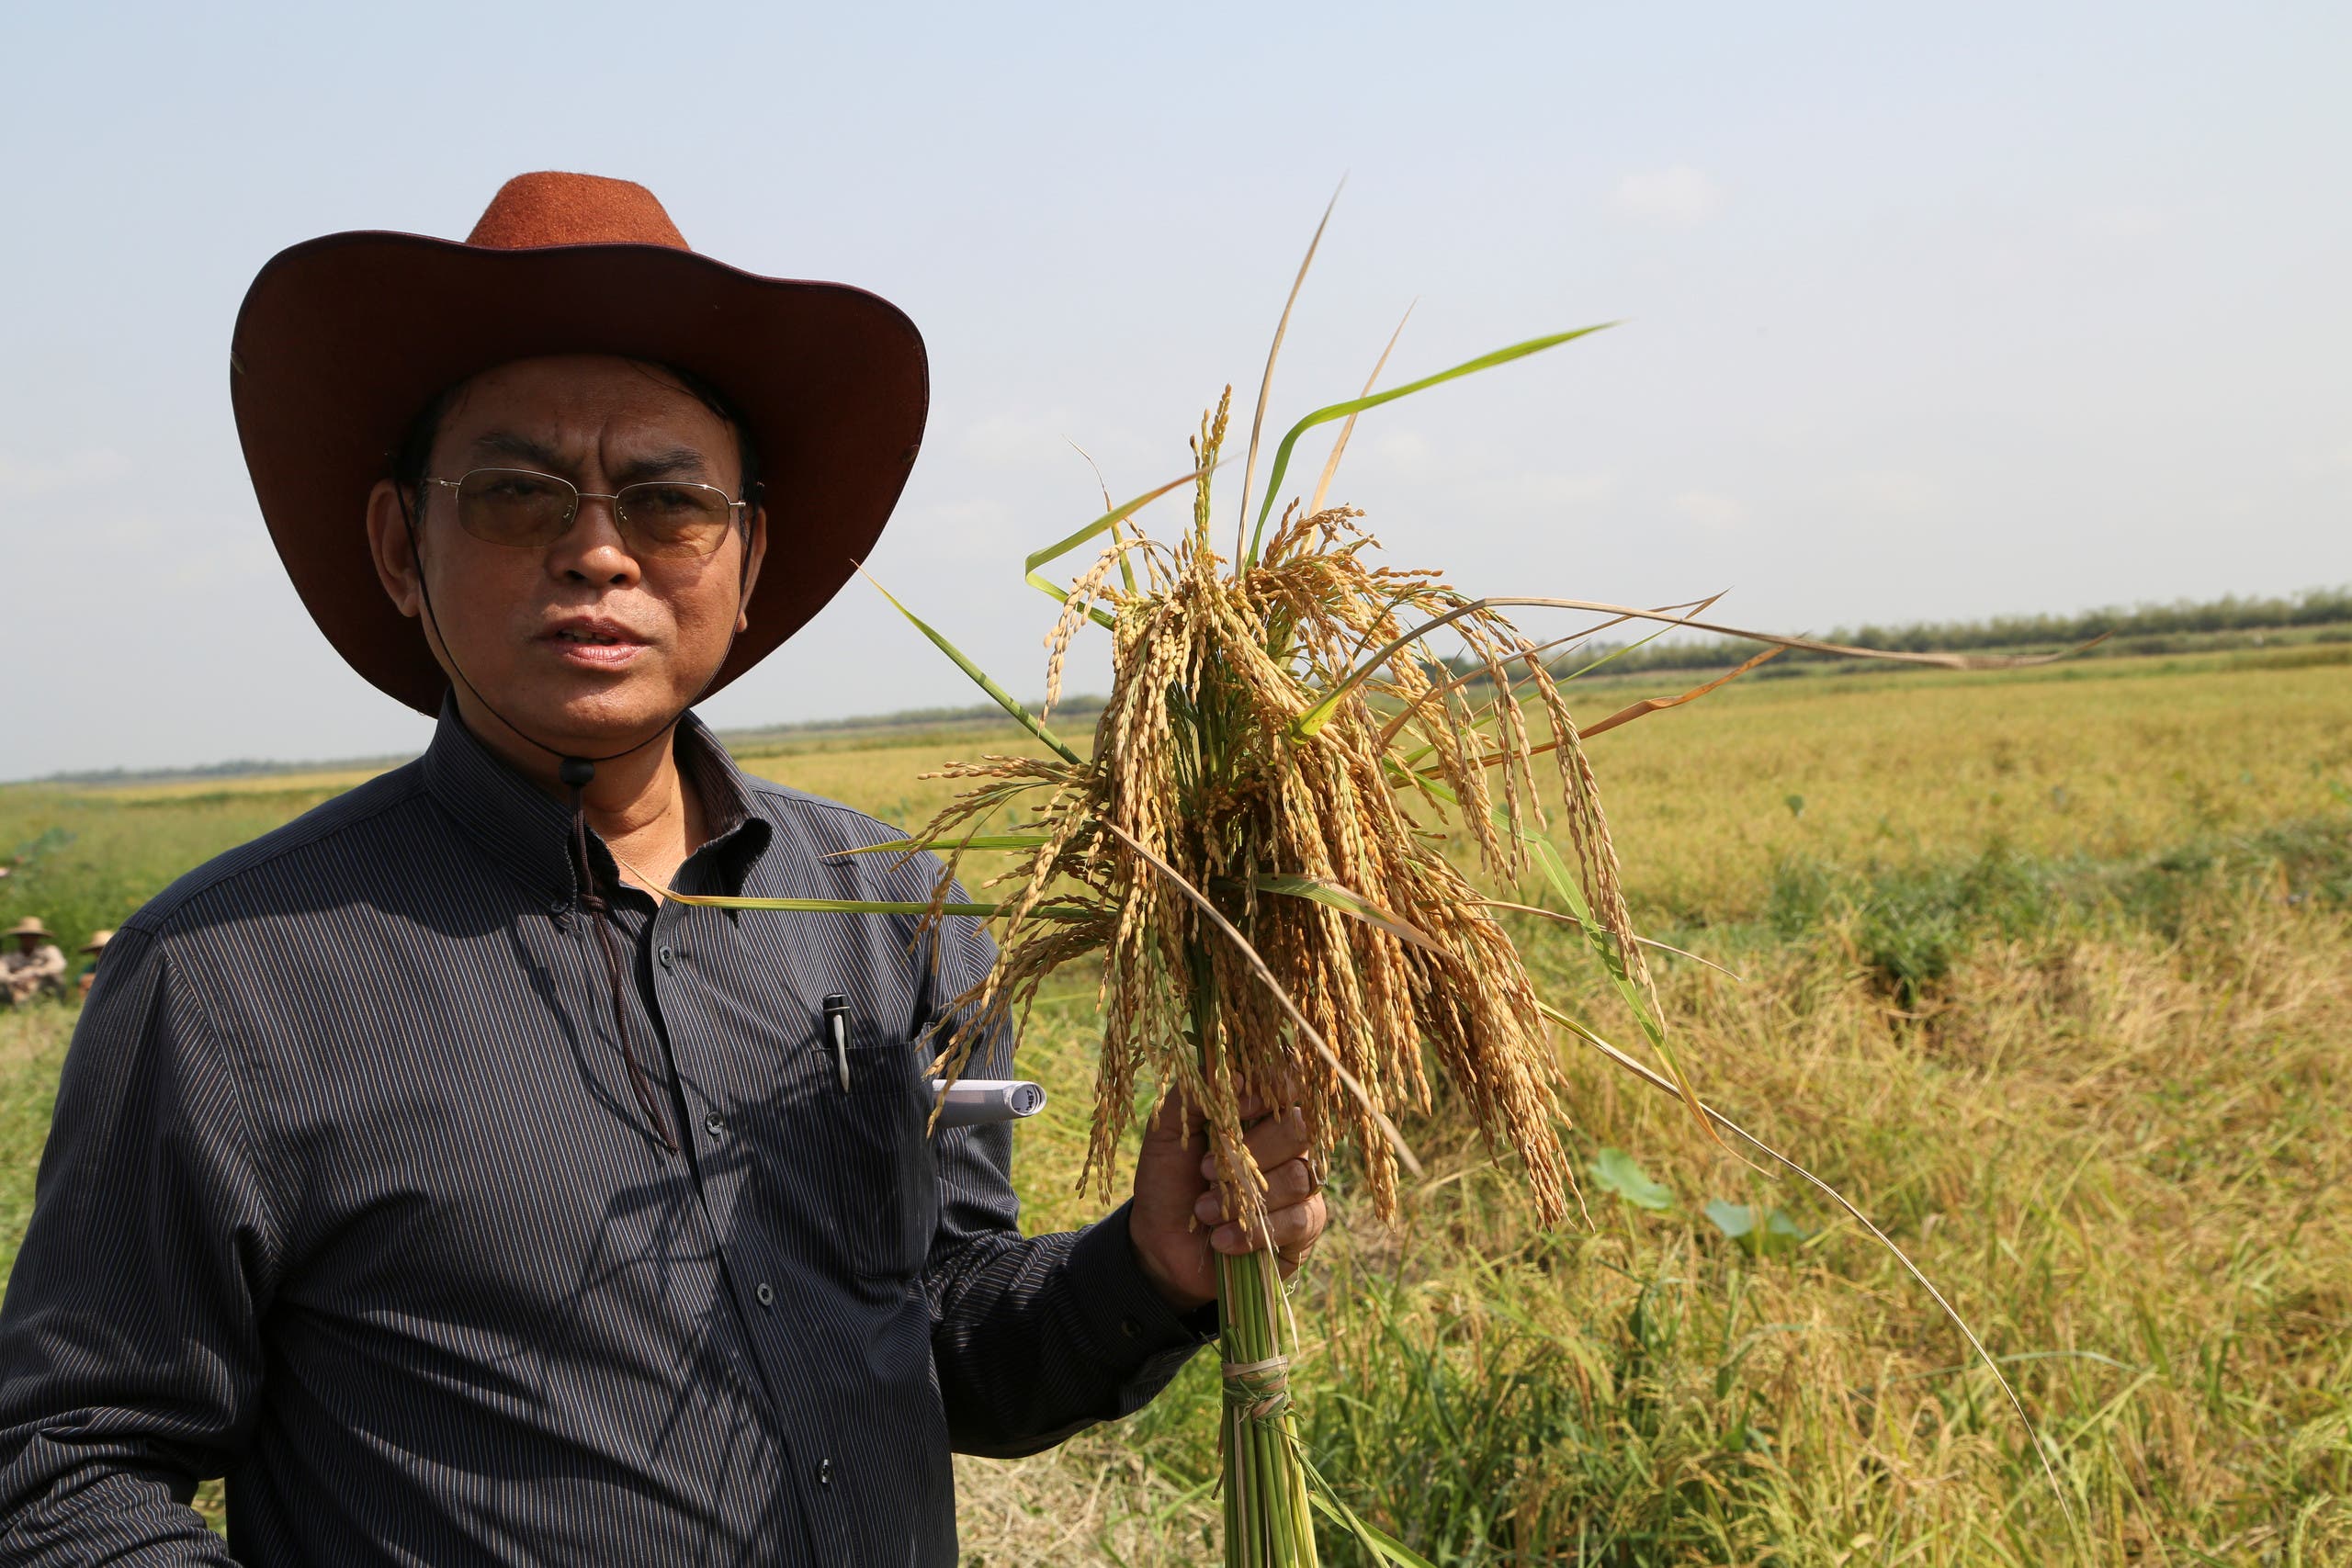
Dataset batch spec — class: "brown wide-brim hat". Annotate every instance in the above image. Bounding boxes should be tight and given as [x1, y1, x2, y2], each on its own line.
[232, 171, 929, 716]
[6, 918, 51, 940]
[80, 930, 114, 955]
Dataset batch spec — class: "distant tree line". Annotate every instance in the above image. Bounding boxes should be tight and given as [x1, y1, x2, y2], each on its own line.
[39, 754, 416, 788]
[1537, 585, 2352, 680]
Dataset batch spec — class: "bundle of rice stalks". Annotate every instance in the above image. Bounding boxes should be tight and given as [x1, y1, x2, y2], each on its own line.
[655, 214, 2095, 1563]
[928, 387, 1630, 1238]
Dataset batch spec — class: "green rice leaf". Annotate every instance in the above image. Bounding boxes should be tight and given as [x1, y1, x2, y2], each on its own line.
[1023, 466, 1206, 621]
[1521, 833, 1657, 1051]
[1295, 1440, 1438, 1567]
[609, 851, 1004, 916]
[858, 569, 1083, 766]
[829, 835, 1052, 856]
[1518, 832, 1728, 1152]
[641, 893, 1003, 917]
[1245, 324, 1614, 563]
[1406, 773, 1674, 1060]
[1402, 770, 1728, 1155]
[607, 850, 1010, 919]
[1249, 874, 1444, 953]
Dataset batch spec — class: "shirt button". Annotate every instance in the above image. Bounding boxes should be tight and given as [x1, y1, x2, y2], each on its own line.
[817, 1458, 832, 1487]
[755, 1282, 775, 1309]
[658, 944, 675, 970]
[1120, 1318, 1141, 1339]
[703, 1113, 726, 1137]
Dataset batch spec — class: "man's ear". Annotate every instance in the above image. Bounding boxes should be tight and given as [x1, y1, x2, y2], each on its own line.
[736, 502, 769, 634]
[365, 479, 424, 619]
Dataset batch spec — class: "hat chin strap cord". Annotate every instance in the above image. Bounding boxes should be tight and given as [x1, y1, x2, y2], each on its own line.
[400, 495, 756, 1155]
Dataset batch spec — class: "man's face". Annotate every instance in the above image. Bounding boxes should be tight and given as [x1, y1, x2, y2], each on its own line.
[14, 936, 35, 955]
[367, 355, 767, 761]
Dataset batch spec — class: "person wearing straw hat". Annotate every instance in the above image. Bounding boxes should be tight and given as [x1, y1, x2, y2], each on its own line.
[74, 929, 112, 999]
[0, 172, 1325, 1566]
[1, 918, 67, 1006]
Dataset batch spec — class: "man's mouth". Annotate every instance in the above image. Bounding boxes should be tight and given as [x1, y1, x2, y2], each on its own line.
[542, 619, 650, 667]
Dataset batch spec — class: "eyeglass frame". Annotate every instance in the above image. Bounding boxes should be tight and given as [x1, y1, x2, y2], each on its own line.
[416, 467, 756, 558]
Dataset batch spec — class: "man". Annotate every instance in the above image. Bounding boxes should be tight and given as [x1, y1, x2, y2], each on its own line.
[0, 173, 1326, 1564]
[74, 929, 110, 999]
[0, 919, 66, 1006]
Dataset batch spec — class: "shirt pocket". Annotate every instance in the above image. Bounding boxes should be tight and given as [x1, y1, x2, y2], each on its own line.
[820, 1027, 940, 1280]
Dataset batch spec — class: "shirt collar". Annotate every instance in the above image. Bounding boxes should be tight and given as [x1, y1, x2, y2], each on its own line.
[420, 695, 771, 909]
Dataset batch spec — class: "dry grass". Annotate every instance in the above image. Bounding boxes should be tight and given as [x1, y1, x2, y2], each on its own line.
[928, 650, 2352, 1564]
[1581, 650, 2352, 926]
[952, 884, 2350, 1564]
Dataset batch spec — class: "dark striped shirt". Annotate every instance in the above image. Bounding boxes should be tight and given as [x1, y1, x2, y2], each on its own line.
[0, 702, 1207, 1565]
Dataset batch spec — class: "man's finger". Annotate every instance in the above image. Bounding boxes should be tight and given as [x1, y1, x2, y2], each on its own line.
[1192, 1156, 1318, 1226]
[1231, 1077, 1304, 1124]
[1240, 1105, 1311, 1170]
[1140, 1085, 1210, 1153]
[1211, 1195, 1326, 1256]
[1262, 1198, 1323, 1253]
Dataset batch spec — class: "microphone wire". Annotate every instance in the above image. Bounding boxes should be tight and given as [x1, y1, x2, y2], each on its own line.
[398, 484, 758, 1154]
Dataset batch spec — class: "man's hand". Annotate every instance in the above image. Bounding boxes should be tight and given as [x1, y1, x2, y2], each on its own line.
[1127, 1088, 1329, 1314]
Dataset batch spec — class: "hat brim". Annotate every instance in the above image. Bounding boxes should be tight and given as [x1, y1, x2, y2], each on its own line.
[232, 232, 929, 716]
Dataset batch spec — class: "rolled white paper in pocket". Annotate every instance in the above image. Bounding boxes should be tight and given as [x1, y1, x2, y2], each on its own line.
[928, 1078, 1048, 1127]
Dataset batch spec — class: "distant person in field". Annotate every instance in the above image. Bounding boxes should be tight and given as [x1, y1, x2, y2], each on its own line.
[1, 919, 66, 1007]
[74, 929, 111, 999]
[0, 172, 1325, 1566]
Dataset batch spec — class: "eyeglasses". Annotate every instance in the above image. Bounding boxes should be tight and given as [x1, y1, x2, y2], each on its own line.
[421, 468, 750, 560]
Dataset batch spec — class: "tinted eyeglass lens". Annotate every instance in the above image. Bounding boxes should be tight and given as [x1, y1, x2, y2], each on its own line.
[455, 469, 576, 547]
[616, 483, 735, 558]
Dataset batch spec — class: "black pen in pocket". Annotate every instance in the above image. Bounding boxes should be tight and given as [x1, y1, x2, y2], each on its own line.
[821, 994, 851, 1093]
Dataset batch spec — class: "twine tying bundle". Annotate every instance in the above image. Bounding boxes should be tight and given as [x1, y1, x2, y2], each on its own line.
[1221, 1354, 1292, 1422]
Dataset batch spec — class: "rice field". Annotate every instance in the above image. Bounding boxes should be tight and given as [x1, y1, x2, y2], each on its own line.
[2, 644, 2346, 1563]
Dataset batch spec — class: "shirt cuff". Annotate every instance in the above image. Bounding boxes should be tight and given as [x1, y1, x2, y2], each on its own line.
[1064, 1199, 1219, 1372]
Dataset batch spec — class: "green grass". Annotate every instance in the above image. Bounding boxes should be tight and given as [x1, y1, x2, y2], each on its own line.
[1745, 814, 2352, 1009]
[0, 777, 375, 961]
[3, 650, 2348, 1563]
[0, 1009, 69, 1283]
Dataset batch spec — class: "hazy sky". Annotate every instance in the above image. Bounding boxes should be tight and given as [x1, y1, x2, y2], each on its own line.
[3, 2, 2346, 778]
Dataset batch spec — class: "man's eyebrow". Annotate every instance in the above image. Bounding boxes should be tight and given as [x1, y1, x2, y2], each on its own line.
[459, 436, 717, 486]
[467, 431, 576, 473]
[609, 446, 717, 484]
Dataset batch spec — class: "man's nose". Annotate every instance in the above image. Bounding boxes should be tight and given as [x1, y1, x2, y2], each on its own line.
[548, 493, 641, 585]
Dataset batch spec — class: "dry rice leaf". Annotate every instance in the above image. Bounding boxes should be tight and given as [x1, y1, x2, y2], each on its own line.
[1235, 181, 1344, 565]
[1306, 299, 1414, 518]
